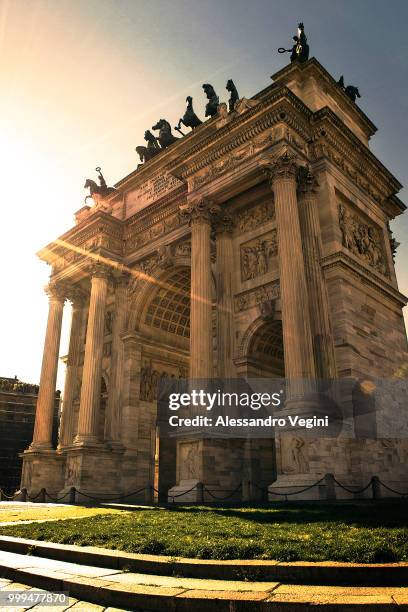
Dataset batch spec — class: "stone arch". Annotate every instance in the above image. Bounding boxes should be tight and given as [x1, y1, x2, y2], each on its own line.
[127, 255, 191, 333]
[237, 315, 284, 377]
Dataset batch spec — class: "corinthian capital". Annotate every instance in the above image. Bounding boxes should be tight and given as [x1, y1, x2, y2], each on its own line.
[179, 197, 221, 225]
[88, 261, 111, 281]
[259, 150, 298, 185]
[297, 166, 319, 197]
[45, 281, 68, 303]
[214, 210, 234, 234]
[66, 286, 87, 309]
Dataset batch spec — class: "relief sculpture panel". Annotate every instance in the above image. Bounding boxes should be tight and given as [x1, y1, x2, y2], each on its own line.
[240, 230, 278, 281]
[338, 204, 389, 277]
[236, 201, 275, 233]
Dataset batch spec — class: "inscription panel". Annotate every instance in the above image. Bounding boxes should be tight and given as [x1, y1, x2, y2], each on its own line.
[126, 173, 183, 217]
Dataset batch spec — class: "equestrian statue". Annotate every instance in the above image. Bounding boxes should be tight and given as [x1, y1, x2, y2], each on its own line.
[136, 130, 161, 163]
[84, 167, 116, 203]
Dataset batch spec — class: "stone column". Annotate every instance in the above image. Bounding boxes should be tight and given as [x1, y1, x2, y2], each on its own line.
[180, 197, 216, 379]
[261, 151, 316, 395]
[105, 273, 129, 447]
[215, 213, 236, 378]
[74, 264, 109, 446]
[297, 168, 337, 379]
[58, 289, 85, 449]
[30, 283, 66, 450]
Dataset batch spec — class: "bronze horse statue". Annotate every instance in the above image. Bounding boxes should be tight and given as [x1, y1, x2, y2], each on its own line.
[175, 96, 202, 135]
[337, 76, 361, 103]
[152, 119, 178, 149]
[84, 167, 116, 203]
[226, 79, 239, 112]
[202, 83, 219, 118]
[136, 130, 161, 163]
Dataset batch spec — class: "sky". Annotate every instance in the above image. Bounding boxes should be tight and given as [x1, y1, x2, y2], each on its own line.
[0, 0, 407, 390]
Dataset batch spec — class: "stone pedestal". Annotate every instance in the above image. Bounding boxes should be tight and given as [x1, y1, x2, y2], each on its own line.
[20, 450, 65, 499]
[59, 446, 124, 502]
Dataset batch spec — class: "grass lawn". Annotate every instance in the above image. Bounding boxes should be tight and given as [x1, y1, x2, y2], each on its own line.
[0, 504, 124, 524]
[0, 502, 407, 563]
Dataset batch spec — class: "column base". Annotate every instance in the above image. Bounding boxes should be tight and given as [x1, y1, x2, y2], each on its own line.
[168, 480, 204, 503]
[60, 446, 125, 503]
[21, 449, 65, 500]
[268, 474, 327, 501]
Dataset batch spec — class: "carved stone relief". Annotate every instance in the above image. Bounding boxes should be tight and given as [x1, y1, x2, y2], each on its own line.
[236, 201, 275, 234]
[240, 230, 278, 281]
[234, 281, 280, 312]
[125, 212, 182, 255]
[338, 204, 389, 277]
[281, 436, 309, 474]
[65, 456, 81, 486]
[140, 362, 188, 402]
[104, 311, 114, 335]
[179, 441, 199, 481]
[174, 240, 192, 257]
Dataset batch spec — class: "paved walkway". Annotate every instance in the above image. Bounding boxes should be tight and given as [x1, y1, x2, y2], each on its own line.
[0, 577, 131, 611]
[1, 550, 407, 610]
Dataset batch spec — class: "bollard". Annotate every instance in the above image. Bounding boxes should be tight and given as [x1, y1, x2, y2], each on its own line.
[325, 473, 336, 500]
[39, 488, 46, 503]
[371, 476, 381, 499]
[196, 482, 204, 504]
[21, 488, 27, 502]
[69, 487, 76, 505]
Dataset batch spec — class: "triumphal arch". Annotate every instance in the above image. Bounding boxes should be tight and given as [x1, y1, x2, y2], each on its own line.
[21, 46, 408, 501]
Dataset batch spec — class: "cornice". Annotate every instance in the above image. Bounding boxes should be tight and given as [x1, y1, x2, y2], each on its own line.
[322, 251, 407, 306]
[271, 57, 377, 138]
[311, 108, 402, 202]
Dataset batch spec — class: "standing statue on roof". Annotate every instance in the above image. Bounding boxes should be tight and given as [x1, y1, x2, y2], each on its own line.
[278, 22, 309, 63]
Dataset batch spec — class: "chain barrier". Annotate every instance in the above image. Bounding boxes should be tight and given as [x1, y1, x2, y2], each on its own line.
[377, 480, 408, 497]
[169, 484, 199, 501]
[267, 476, 326, 497]
[0, 489, 15, 501]
[203, 483, 242, 500]
[44, 491, 71, 503]
[76, 486, 147, 503]
[332, 477, 372, 495]
[6, 476, 408, 505]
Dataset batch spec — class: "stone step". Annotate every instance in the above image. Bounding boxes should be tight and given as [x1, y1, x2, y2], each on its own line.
[0, 536, 407, 586]
[1, 550, 407, 610]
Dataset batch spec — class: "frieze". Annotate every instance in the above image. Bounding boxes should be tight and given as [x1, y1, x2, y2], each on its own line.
[140, 363, 188, 401]
[236, 201, 275, 234]
[240, 230, 278, 281]
[338, 204, 389, 277]
[125, 211, 182, 254]
[234, 281, 280, 312]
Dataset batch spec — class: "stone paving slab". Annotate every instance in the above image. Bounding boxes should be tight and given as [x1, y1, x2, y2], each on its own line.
[1, 535, 407, 586]
[1, 550, 408, 610]
[101, 570, 279, 592]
